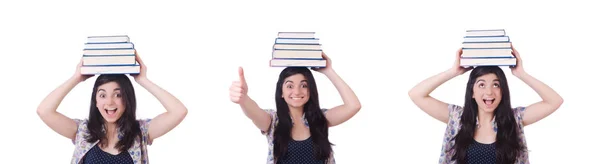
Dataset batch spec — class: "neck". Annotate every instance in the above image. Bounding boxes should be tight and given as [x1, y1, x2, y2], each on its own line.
[105, 122, 118, 139]
[477, 109, 495, 126]
[289, 106, 304, 121]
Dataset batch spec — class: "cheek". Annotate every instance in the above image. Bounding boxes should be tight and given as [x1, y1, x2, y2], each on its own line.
[494, 90, 502, 99]
[472, 89, 481, 98]
[96, 99, 104, 109]
[303, 88, 309, 97]
[282, 89, 292, 97]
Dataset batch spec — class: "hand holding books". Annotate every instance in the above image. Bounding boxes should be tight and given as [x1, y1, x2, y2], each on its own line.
[310, 52, 333, 75]
[73, 58, 94, 82]
[131, 51, 148, 82]
[509, 45, 525, 77]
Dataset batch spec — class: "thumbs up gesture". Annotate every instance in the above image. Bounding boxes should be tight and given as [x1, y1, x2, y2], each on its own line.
[230, 67, 248, 104]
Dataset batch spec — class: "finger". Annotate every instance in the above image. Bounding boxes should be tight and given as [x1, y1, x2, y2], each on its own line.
[510, 43, 521, 58]
[135, 50, 145, 65]
[231, 81, 241, 87]
[230, 96, 240, 103]
[230, 86, 243, 93]
[321, 52, 329, 60]
[456, 48, 463, 57]
[238, 67, 246, 85]
[229, 91, 242, 98]
[78, 58, 84, 67]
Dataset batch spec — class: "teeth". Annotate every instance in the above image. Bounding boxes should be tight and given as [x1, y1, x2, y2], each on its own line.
[106, 108, 117, 111]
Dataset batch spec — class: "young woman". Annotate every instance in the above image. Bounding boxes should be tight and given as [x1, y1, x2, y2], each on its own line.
[229, 53, 361, 164]
[37, 52, 188, 164]
[408, 46, 563, 164]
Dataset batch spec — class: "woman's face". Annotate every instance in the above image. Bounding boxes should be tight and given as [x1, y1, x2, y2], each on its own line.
[472, 73, 502, 113]
[281, 74, 310, 109]
[95, 81, 126, 123]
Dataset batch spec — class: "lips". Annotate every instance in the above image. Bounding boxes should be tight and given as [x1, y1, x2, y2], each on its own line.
[483, 98, 495, 106]
[291, 96, 304, 100]
[105, 107, 117, 115]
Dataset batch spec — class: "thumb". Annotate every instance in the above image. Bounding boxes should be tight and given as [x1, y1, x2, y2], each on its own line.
[238, 67, 246, 85]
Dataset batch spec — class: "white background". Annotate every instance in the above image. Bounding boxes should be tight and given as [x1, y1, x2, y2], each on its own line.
[0, 0, 598, 163]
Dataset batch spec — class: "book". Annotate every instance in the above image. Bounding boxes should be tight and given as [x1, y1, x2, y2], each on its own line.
[460, 58, 516, 66]
[81, 63, 140, 75]
[462, 42, 511, 49]
[460, 29, 515, 67]
[275, 38, 320, 44]
[270, 59, 326, 67]
[278, 32, 316, 39]
[272, 49, 322, 59]
[463, 36, 510, 43]
[270, 32, 327, 68]
[461, 48, 513, 58]
[84, 42, 135, 50]
[83, 49, 135, 56]
[83, 55, 136, 66]
[273, 44, 322, 50]
[80, 35, 140, 74]
[465, 29, 506, 37]
[87, 35, 130, 43]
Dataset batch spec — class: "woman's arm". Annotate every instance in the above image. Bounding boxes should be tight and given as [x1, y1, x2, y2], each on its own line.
[510, 46, 563, 126]
[132, 53, 188, 141]
[408, 49, 471, 123]
[230, 67, 271, 132]
[313, 53, 362, 127]
[37, 60, 92, 141]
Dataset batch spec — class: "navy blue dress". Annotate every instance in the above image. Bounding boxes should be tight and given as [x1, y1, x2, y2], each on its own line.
[466, 140, 496, 164]
[276, 137, 325, 164]
[83, 144, 134, 164]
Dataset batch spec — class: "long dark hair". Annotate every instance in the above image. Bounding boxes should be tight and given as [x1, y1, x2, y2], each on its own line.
[451, 66, 525, 164]
[273, 67, 333, 162]
[86, 74, 141, 152]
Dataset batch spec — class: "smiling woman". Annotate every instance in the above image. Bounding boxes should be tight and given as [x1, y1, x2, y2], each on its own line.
[408, 46, 564, 164]
[36, 51, 188, 164]
[229, 52, 362, 164]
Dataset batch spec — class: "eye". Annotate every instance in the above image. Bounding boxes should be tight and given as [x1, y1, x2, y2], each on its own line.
[286, 85, 293, 89]
[99, 94, 106, 98]
[493, 83, 500, 88]
[478, 83, 485, 88]
[301, 84, 308, 88]
[115, 93, 122, 98]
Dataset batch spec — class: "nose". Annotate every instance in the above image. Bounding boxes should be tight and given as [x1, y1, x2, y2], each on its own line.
[106, 95, 116, 105]
[484, 86, 493, 95]
[293, 87, 302, 94]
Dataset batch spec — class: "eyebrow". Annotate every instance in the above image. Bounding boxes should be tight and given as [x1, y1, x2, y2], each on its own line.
[476, 79, 500, 83]
[97, 88, 121, 92]
[285, 80, 308, 83]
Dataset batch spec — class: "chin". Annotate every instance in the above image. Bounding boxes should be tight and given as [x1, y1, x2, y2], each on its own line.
[289, 104, 304, 108]
[482, 108, 496, 113]
[103, 119, 118, 123]
[477, 103, 498, 113]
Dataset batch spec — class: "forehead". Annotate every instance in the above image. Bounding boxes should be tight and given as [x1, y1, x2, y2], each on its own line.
[284, 74, 307, 83]
[97, 82, 121, 91]
[475, 73, 499, 82]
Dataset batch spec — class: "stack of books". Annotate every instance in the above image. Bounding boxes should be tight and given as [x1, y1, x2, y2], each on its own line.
[270, 32, 326, 68]
[460, 29, 516, 67]
[80, 35, 141, 75]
